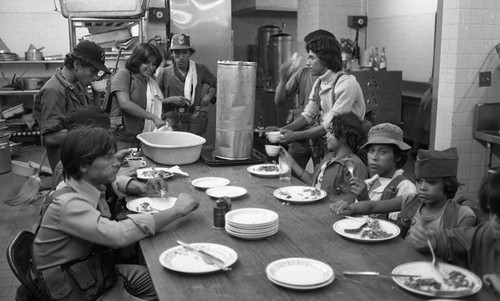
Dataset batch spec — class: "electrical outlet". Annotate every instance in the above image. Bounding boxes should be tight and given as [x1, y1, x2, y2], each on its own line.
[348, 16, 368, 29]
[479, 71, 491, 87]
[149, 7, 169, 23]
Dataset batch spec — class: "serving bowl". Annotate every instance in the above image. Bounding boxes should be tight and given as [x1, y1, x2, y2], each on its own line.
[137, 131, 206, 165]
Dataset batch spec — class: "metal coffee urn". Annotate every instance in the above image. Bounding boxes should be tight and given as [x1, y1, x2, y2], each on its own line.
[268, 32, 292, 91]
[215, 61, 257, 160]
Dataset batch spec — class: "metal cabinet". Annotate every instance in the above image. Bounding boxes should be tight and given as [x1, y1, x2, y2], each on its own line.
[350, 70, 402, 126]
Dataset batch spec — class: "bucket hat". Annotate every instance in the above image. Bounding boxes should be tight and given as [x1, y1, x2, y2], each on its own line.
[170, 33, 193, 50]
[415, 147, 458, 178]
[73, 40, 110, 74]
[361, 123, 410, 151]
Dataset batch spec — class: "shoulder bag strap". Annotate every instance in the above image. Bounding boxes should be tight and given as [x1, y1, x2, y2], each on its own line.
[35, 186, 76, 235]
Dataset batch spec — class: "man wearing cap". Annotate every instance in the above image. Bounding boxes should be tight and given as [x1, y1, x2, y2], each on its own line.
[156, 33, 217, 135]
[349, 123, 416, 221]
[35, 40, 110, 172]
[331, 147, 476, 239]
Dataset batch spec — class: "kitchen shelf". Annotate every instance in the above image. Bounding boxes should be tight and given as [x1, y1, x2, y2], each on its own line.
[0, 59, 64, 70]
[0, 90, 39, 96]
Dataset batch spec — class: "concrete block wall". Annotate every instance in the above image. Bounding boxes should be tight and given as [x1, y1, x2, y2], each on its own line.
[436, 0, 500, 197]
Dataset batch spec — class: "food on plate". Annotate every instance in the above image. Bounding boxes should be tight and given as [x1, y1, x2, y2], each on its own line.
[277, 187, 323, 200]
[359, 219, 392, 239]
[344, 221, 368, 234]
[137, 202, 156, 213]
[139, 169, 173, 179]
[257, 165, 279, 172]
[404, 270, 475, 292]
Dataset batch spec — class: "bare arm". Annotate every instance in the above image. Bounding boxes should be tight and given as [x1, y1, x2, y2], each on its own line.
[44, 130, 68, 147]
[330, 195, 403, 216]
[280, 124, 327, 144]
[115, 91, 164, 126]
[152, 193, 199, 230]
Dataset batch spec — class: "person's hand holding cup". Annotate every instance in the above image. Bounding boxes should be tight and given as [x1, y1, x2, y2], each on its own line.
[266, 131, 281, 144]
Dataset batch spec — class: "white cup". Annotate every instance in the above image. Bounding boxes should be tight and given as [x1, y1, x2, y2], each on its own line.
[266, 131, 281, 143]
[279, 155, 292, 185]
[127, 157, 146, 169]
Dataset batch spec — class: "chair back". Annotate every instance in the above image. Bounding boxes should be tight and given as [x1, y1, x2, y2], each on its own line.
[7, 231, 45, 300]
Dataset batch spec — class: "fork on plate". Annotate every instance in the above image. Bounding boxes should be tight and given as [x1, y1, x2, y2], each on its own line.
[427, 239, 447, 280]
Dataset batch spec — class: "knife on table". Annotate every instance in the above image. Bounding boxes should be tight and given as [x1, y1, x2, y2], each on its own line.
[343, 271, 421, 278]
[177, 240, 231, 271]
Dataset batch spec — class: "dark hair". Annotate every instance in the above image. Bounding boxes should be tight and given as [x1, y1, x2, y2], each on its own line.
[64, 53, 95, 70]
[441, 176, 461, 199]
[126, 43, 162, 74]
[61, 127, 116, 180]
[330, 112, 366, 154]
[478, 172, 500, 216]
[304, 29, 335, 44]
[416, 176, 461, 199]
[305, 36, 342, 72]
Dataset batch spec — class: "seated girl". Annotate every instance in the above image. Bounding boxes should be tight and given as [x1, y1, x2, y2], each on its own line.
[284, 112, 368, 203]
[330, 147, 476, 239]
[411, 172, 500, 295]
[349, 123, 416, 221]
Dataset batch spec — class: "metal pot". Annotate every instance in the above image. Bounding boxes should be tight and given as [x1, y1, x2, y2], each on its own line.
[25, 51, 43, 61]
[22, 77, 49, 90]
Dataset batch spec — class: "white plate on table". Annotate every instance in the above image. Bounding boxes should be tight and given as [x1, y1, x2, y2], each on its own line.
[392, 261, 482, 298]
[191, 177, 230, 189]
[273, 186, 326, 203]
[159, 243, 238, 273]
[206, 186, 247, 199]
[136, 167, 174, 180]
[247, 164, 279, 178]
[266, 257, 334, 289]
[126, 197, 177, 213]
[225, 208, 279, 227]
[332, 218, 400, 242]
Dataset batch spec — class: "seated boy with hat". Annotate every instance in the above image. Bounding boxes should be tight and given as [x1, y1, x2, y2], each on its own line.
[330, 147, 477, 239]
[411, 172, 500, 293]
[348, 123, 417, 221]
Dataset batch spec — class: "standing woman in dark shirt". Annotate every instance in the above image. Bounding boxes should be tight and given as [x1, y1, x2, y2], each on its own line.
[110, 43, 166, 150]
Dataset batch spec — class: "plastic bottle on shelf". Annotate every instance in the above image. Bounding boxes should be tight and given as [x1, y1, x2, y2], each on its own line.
[372, 47, 380, 71]
[379, 47, 387, 71]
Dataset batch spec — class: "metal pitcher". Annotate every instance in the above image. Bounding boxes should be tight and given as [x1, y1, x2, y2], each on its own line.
[215, 61, 257, 160]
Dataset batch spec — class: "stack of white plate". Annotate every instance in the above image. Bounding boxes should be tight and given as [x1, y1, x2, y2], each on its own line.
[225, 208, 279, 240]
[266, 257, 335, 290]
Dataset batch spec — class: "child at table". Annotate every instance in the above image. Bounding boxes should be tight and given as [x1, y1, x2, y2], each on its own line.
[284, 112, 368, 203]
[349, 123, 416, 221]
[410, 171, 500, 290]
[330, 147, 476, 239]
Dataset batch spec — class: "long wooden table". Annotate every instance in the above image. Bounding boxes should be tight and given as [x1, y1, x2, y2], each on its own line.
[137, 159, 497, 301]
